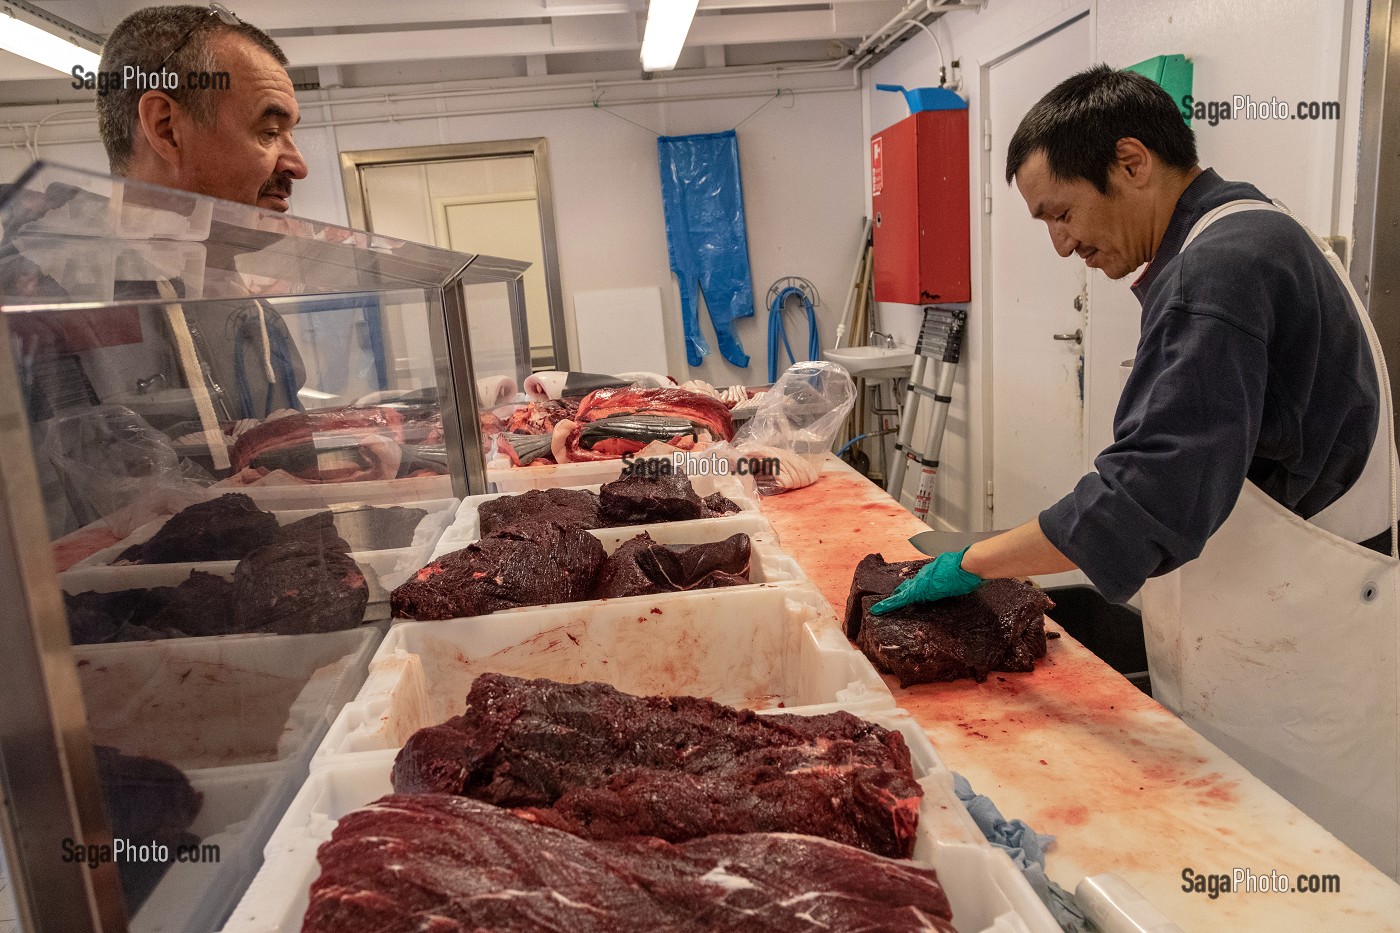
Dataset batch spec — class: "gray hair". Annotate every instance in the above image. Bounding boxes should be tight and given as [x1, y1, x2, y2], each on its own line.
[97, 5, 288, 173]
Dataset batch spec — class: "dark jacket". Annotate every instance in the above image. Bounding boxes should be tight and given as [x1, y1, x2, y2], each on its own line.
[1039, 168, 1383, 603]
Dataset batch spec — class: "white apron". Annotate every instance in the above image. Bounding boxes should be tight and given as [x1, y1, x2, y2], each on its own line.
[1139, 199, 1400, 876]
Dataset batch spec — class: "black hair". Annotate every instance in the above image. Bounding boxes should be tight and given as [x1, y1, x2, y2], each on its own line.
[1004, 63, 1197, 193]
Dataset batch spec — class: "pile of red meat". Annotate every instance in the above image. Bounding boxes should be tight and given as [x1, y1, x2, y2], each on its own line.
[303, 675, 955, 933]
[65, 495, 375, 643]
[486, 386, 735, 466]
[390, 472, 747, 619]
[225, 405, 446, 485]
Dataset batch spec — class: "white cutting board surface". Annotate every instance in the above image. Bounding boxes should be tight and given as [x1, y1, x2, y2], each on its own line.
[573, 286, 669, 375]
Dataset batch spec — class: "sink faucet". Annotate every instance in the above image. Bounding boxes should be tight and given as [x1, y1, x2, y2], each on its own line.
[136, 372, 167, 395]
[869, 330, 896, 349]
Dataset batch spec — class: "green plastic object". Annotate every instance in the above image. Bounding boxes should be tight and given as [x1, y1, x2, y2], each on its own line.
[1123, 54, 1194, 124]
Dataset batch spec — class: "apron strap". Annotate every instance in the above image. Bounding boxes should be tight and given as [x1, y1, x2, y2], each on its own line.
[1181, 198, 1399, 558]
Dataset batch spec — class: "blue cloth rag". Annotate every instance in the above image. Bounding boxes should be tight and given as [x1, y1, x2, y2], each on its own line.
[657, 130, 756, 368]
[953, 773, 1099, 932]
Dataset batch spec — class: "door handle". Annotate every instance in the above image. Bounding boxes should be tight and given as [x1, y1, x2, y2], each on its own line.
[1053, 329, 1083, 345]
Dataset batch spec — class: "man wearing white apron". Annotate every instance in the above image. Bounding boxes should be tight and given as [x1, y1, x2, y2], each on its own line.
[872, 65, 1400, 873]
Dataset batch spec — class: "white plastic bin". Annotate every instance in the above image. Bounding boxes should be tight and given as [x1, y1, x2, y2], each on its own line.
[313, 583, 890, 760]
[74, 627, 379, 771]
[222, 707, 1058, 933]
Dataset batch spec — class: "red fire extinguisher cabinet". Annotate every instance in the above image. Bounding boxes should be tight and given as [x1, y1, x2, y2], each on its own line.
[871, 109, 971, 304]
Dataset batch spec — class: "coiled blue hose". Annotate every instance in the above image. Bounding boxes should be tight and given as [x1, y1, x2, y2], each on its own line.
[767, 285, 819, 383]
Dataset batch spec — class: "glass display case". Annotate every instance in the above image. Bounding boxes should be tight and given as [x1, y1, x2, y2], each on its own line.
[0, 162, 535, 932]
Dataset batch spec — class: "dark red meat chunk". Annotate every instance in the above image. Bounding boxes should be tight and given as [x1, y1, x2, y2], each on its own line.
[390, 523, 606, 620]
[595, 532, 751, 599]
[315, 505, 426, 551]
[67, 535, 369, 642]
[478, 487, 602, 535]
[845, 555, 1053, 686]
[598, 471, 705, 524]
[95, 745, 202, 912]
[843, 552, 923, 640]
[270, 510, 351, 551]
[392, 674, 922, 858]
[116, 494, 279, 564]
[303, 794, 955, 933]
[702, 492, 741, 516]
[232, 540, 369, 635]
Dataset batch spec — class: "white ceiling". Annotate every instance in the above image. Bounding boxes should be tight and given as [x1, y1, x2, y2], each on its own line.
[5, 0, 916, 97]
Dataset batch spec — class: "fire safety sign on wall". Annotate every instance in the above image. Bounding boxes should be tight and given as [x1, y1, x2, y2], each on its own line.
[871, 136, 884, 196]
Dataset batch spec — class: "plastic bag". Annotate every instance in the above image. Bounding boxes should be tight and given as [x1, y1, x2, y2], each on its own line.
[716, 361, 856, 495]
[41, 405, 211, 533]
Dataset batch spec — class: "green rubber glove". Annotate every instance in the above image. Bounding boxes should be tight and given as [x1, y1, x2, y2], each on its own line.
[870, 546, 983, 615]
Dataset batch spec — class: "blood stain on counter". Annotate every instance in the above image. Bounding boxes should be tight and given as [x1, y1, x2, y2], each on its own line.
[1041, 804, 1090, 827]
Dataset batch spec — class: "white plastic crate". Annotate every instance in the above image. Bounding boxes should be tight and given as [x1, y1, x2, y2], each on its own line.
[74, 627, 379, 771]
[313, 582, 890, 761]
[59, 499, 457, 622]
[221, 707, 1059, 933]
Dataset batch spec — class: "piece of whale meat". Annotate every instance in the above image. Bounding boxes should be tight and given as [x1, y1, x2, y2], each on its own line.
[302, 793, 954, 933]
[478, 487, 602, 535]
[116, 493, 279, 564]
[595, 532, 751, 599]
[232, 539, 369, 635]
[845, 553, 1053, 686]
[598, 471, 705, 524]
[391, 674, 923, 858]
[390, 522, 606, 620]
[95, 745, 202, 912]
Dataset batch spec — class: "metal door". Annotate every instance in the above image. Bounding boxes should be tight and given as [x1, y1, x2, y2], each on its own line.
[986, 15, 1092, 529]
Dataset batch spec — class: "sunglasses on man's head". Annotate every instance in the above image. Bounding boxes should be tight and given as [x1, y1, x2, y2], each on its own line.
[158, 2, 241, 73]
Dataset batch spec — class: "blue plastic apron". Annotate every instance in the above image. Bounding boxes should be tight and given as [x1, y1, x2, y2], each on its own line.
[657, 130, 756, 368]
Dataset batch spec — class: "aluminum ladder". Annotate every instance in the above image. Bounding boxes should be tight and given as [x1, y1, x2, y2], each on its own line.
[885, 306, 967, 522]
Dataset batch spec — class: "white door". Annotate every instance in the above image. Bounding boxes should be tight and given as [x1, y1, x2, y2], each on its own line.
[439, 195, 552, 369]
[987, 15, 1091, 529]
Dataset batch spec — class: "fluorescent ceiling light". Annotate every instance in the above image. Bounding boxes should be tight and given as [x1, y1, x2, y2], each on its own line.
[0, 7, 101, 76]
[641, 0, 699, 72]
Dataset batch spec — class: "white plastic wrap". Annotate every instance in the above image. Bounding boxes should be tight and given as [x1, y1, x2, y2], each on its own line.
[40, 404, 211, 531]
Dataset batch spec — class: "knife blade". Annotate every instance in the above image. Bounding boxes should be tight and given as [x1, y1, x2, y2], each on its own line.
[908, 529, 1011, 556]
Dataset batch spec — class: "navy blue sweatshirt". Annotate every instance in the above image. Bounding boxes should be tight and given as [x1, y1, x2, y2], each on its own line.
[1039, 169, 1383, 603]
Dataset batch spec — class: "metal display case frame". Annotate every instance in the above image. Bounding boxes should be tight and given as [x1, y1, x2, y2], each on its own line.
[0, 160, 539, 931]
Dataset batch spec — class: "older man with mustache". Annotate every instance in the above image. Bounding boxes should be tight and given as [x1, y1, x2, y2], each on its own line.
[94, 3, 309, 420]
[97, 3, 306, 212]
